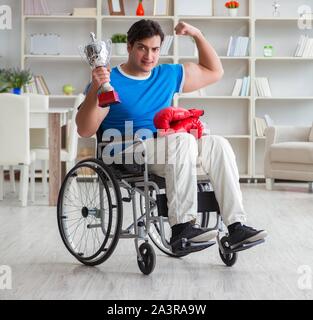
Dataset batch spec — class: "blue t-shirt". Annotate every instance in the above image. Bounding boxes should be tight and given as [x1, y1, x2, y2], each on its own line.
[85, 64, 185, 137]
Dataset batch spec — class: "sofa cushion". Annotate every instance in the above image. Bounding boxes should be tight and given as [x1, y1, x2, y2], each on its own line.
[270, 142, 313, 164]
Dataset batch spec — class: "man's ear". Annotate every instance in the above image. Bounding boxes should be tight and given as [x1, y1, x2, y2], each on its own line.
[127, 43, 132, 53]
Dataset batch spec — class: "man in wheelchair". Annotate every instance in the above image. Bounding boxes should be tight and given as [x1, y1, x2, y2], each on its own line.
[76, 19, 267, 256]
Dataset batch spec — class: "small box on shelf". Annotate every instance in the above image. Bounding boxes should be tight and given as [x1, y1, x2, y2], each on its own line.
[73, 8, 97, 17]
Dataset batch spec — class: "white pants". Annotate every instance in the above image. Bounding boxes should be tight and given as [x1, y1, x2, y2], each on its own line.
[140, 133, 247, 227]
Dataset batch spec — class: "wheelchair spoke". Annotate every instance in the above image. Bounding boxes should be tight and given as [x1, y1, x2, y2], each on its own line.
[76, 219, 87, 255]
[64, 209, 81, 215]
[83, 218, 91, 256]
[66, 219, 85, 251]
[65, 178, 84, 208]
[58, 159, 123, 265]
[66, 218, 85, 230]
[67, 217, 84, 238]
[89, 218, 98, 255]
[61, 216, 81, 222]
[63, 174, 109, 257]
[87, 187, 100, 208]
[82, 167, 95, 207]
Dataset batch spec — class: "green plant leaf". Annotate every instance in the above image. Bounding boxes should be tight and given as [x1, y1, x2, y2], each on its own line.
[5, 67, 33, 89]
[111, 33, 127, 43]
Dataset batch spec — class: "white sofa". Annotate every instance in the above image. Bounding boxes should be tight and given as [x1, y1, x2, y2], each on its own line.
[264, 125, 313, 192]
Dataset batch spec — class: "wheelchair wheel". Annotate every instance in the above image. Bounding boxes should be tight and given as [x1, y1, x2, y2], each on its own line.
[139, 183, 211, 258]
[57, 158, 123, 266]
[137, 242, 156, 275]
[218, 236, 238, 267]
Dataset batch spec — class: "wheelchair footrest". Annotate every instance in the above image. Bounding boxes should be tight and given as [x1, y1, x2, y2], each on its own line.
[224, 239, 265, 254]
[171, 238, 216, 256]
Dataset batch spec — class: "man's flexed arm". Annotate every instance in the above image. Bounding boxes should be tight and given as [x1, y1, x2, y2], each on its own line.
[175, 22, 224, 93]
[76, 67, 111, 138]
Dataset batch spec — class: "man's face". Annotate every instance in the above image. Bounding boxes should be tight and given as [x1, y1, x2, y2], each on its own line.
[127, 35, 161, 73]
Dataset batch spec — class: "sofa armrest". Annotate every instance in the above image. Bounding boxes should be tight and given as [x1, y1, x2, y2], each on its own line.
[264, 126, 311, 147]
[264, 126, 311, 178]
[264, 126, 311, 179]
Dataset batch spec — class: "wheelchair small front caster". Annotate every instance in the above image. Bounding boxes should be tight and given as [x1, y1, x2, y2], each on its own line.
[137, 243, 156, 275]
[218, 236, 237, 267]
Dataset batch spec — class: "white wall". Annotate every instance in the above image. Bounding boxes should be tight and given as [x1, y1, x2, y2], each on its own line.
[0, 0, 21, 68]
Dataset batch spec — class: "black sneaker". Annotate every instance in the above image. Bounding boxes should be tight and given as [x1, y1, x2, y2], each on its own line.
[170, 221, 218, 255]
[170, 221, 217, 244]
[227, 223, 267, 249]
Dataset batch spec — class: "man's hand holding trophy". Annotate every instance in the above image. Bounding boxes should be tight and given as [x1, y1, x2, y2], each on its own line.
[80, 32, 120, 108]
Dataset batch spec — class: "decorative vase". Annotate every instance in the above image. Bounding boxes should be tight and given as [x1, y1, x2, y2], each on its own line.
[136, 0, 144, 16]
[115, 43, 127, 56]
[228, 8, 238, 17]
[12, 87, 21, 95]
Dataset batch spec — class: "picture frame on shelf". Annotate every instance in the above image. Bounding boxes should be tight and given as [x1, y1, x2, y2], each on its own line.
[153, 0, 170, 16]
[108, 0, 125, 16]
[176, 0, 212, 16]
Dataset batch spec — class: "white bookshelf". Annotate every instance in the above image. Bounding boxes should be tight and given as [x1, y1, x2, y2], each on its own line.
[2, 0, 311, 178]
[174, 0, 313, 178]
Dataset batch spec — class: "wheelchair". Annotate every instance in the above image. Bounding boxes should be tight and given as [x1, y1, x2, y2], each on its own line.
[57, 134, 264, 275]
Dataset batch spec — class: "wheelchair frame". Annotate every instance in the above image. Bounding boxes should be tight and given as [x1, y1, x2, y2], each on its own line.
[57, 135, 262, 275]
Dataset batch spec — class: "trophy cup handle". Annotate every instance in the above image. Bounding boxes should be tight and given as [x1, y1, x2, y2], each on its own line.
[78, 45, 92, 69]
[105, 39, 113, 66]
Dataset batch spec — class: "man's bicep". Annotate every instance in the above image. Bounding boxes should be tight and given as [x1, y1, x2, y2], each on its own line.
[182, 62, 223, 93]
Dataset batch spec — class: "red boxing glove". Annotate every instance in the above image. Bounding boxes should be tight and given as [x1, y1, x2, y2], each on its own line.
[171, 117, 204, 139]
[153, 107, 192, 130]
[188, 108, 204, 118]
[154, 106, 204, 139]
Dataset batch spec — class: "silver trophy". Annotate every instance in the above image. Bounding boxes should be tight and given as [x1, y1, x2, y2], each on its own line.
[80, 32, 120, 107]
[272, 1, 280, 17]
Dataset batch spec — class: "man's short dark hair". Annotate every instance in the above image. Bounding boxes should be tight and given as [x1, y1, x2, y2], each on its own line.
[127, 19, 164, 46]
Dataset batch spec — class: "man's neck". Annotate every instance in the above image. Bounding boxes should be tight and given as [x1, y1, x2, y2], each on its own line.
[121, 62, 151, 78]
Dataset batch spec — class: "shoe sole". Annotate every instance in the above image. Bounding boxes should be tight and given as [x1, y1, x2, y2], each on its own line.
[230, 230, 267, 249]
[189, 229, 218, 242]
[172, 245, 209, 257]
[171, 241, 215, 256]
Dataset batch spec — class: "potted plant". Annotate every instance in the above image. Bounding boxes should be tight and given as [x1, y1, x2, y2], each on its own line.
[225, 1, 240, 17]
[7, 68, 32, 95]
[111, 33, 128, 56]
[0, 69, 11, 93]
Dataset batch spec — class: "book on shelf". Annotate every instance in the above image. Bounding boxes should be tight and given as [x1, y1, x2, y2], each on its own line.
[160, 35, 173, 56]
[23, 75, 50, 95]
[232, 78, 243, 96]
[231, 76, 250, 96]
[227, 36, 250, 57]
[294, 35, 313, 57]
[264, 114, 275, 127]
[255, 77, 272, 97]
[24, 0, 50, 15]
[254, 117, 268, 137]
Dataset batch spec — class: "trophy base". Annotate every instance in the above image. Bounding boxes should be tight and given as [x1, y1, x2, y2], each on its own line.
[98, 91, 121, 108]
